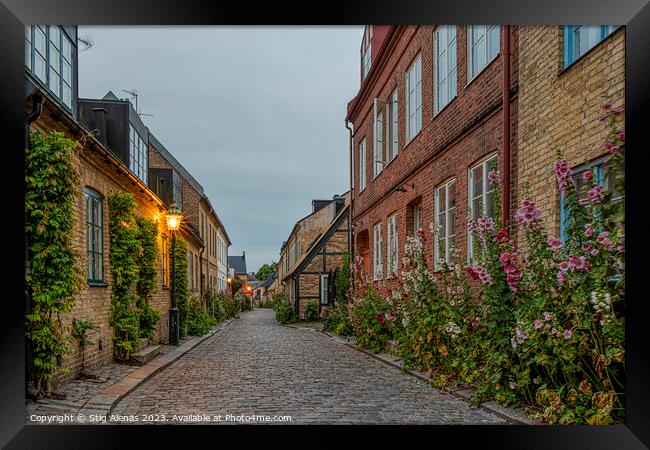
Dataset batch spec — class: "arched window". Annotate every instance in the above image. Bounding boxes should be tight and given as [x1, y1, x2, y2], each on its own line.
[85, 188, 104, 284]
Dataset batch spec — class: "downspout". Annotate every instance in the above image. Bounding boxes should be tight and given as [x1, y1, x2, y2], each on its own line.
[502, 25, 511, 227]
[199, 244, 205, 297]
[25, 91, 45, 386]
[345, 119, 354, 283]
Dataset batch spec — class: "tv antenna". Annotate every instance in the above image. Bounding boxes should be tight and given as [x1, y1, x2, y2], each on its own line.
[122, 89, 154, 118]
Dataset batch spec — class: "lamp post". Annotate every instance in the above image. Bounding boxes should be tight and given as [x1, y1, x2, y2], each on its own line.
[166, 203, 182, 346]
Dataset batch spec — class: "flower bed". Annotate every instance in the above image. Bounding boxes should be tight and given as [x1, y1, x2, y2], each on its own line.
[331, 104, 625, 424]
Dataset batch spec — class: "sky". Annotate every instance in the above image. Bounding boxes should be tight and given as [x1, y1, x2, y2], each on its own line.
[78, 26, 363, 273]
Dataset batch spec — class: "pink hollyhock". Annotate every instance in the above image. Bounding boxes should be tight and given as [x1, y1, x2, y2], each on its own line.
[602, 101, 612, 111]
[534, 320, 543, 330]
[617, 245, 625, 253]
[497, 229, 510, 244]
[559, 261, 570, 272]
[376, 313, 385, 325]
[548, 237, 562, 250]
[614, 106, 623, 116]
[514, 199, 542, 229]
[488, 170, 501, 185]
[618, 130, 625, 142]
[588, 185, 605, 203]
[590, 248, 599, 256]
[563, 329, 573, 340]
[557, 270, 565, 287]
[554, 160, 574, 197]
[544, 312, 552, 321]
[477, 217, 495, 232]
[596, 231, 609, 244]
[609, 145, 620, 154]
[582, 171, 593, 181]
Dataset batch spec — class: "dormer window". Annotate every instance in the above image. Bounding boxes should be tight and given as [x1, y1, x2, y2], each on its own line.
[361, 25, 373, 80]
[129, 124, 148, 184]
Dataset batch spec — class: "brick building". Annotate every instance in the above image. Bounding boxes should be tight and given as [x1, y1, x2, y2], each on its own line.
[347, 25, 519, 277]
[278, 194, 349, 318]
[516, 26, 624, 240]
[25, 25, 173, 383]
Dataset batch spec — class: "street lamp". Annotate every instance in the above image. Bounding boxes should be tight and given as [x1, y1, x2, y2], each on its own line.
[166, 203, 182, 346]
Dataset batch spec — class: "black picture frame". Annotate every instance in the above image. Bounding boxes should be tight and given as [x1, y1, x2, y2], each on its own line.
[1, 0, 648, 448]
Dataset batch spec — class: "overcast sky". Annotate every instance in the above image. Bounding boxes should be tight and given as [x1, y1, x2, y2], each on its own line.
[78, 26, 363, 273]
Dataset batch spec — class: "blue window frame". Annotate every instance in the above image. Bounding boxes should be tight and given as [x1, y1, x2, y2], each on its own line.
[559, 158, 621, 242]
[563, 25, 620, 68]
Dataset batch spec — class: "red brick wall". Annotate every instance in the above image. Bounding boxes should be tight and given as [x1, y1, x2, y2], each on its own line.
[350, 25, 519, 275]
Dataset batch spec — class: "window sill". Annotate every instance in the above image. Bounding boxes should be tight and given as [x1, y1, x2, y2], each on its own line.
[87, 281, 108, 288]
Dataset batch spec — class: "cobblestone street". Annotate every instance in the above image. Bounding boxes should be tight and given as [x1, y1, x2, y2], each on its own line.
[109, 309, 507, 424]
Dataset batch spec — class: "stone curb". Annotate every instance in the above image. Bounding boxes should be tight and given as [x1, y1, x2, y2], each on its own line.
[79, 316, 239, 418]
[315, 329, 541, 426]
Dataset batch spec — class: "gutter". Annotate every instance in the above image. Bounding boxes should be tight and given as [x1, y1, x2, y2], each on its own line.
[502, 25, 512, 227]
[345, 119, 354, 283]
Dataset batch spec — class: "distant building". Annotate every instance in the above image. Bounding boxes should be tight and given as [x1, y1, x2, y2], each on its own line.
[228, 251, 248, 284]
[278, 194, 349, 319]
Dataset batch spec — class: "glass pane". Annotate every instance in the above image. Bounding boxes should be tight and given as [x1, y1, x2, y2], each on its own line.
[438, 212, 446, 239]
[449, 234, 456, 256]
[62, 35, 72, 62]
[95, 253, 102, 279]
[488, 25, 500, 60]
[35, 54, 46, 82]
[448, 181, 456, 208]
[473, 197, 482, 219]
[438, 188, 446, 214]
[49, 26, 60, 48]
[438, 27, 447, 52]
[48, 69, 60, 95]
[449, 207, 456, 237]
[62, 60, 72, 83]
[486, 190, 495, 218]
[63, 83, 72, 108]
[87, 223, 92, 252]
[25, 28, 32, 68]
[473, 165, 483, 197]
[35, 26, 46, 53]
[87, 251, 93, 278]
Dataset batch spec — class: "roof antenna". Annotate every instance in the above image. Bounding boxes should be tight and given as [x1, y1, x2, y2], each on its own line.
[122, 89, 154, 118]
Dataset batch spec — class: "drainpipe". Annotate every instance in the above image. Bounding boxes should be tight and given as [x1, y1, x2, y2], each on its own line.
[345, 119, 354, 281]
[502, 25, 511, 227]
[25, 91, 45, 387]
[199, 245, 205, 297]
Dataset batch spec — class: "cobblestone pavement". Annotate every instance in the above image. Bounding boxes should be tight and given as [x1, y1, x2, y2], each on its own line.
[111, 309, 507, 424]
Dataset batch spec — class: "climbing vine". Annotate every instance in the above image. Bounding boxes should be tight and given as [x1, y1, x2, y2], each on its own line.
[25, 130, 83, 397]
[107, 192, 141, 360]
[135, 216, 161, 339]
[170, 235, 189, 337]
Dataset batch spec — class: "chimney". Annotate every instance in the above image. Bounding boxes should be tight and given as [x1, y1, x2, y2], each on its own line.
[242, 251, 245, 259]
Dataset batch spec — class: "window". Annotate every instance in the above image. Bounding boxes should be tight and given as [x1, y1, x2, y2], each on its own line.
[162, 234, 169, 287]
[388, 90, 399, 162]
[320, 274, 329, 305]
[129, 125, 147, 184]
[25, 25, 74, 111]
[373, 222, 383, 280]
[435, 180, 457, 268]
[413, 203, 422, 235]
[373, 101, 384, 178]
[560, 157, 622, 241]
[359, 138, 367, 191]
[387, 215, 398, 276]
[467, 25, 500, 81]
[563, 25, 620, 68]
[405, 55, 422, 143]
[434, 26, 457, 113]
[85, 189, 104, 283]
[188, 251, 194, 290]
[468, 155, 498, 260]
[361, 25, 373, 80]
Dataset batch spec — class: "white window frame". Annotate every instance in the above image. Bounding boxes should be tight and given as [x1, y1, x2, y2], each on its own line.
[373, 222, 383, 280]
[434, 25, 458, 114]
[467, 25, 500, 83]
[387, 215, 398, 277]
[359, 138, 367, 191]
[320, 274, 329, 305]
[434, 179, 457, 269]
[373, 99, 385, 178]
[387, 89, 399, 162]
[467, 154, 498, 261]
[413, 204, 422, 234]
[405, 54, 423, 143]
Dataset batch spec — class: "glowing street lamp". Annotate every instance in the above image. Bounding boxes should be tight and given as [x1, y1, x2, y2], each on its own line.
[166, 203, 183, 346]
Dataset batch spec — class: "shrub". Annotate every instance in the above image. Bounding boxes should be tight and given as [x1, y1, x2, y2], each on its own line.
[185, 293, 212, 336]
[347, 286, 394, 353]
[274, 293, 297, 325]
[304, 301, 319, 322]
[322, 305, 352, 336]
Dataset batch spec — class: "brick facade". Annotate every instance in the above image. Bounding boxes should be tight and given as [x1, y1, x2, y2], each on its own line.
[348, 25, 518, 276]
[28, 92, 172, 385]
[516, 26, 625, 237]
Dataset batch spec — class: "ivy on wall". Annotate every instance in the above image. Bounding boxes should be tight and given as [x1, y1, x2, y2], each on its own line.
[25, 130, 83, 396]
[107, 192, 141, 360]
[170, 236, 189, 337]
[135, 216, 161, 339]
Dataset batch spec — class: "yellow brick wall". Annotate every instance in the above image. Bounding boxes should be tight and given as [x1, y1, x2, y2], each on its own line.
[517, 26, 624, 238]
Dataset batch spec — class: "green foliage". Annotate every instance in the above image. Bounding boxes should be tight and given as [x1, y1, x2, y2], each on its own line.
[71, 317, 98, 375]
[321, 305, 352, 336]
[335, 254, 351, 303]
[273, 293, 297, 325]
[107, 192, 141, 360]
[185, 293, 212, 336]
[230, 278, 242, 295]
[304, 301, 319, 322]
[347, 286, 394, 353]
[25, 130, 83, 396]
[135, 217, 160, 339]
[170, 236, 189, 337]
[255, 262, 277, 282]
